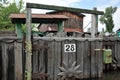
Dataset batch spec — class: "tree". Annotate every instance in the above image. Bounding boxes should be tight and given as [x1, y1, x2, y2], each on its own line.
[99, 6, 117, 33]
[0, 0, 9, 4]
[0, 0, 25, 30]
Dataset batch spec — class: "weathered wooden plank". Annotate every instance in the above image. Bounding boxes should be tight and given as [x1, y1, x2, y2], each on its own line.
[26, 3, 104, 15]
[111, 42, 116, 64]
[83, 40, 90, 78]
[90, 41, 97, 78]
[96, 41, 103, 78]
[32, 41, 39, 73]
[76, 41, 84, 79]
[1, 43, 8, 80]
[6, 43, 15, 80]
[0, 43, 2, 79]
[54, 41, 61, 80]
[114, 41, 119, 64]
[58, 40, 64, 80]
[14, 42, 23, 80]
[62, 40, 69, 68]
[38, 40, 46, 73]
[47, 41, 55, 80]
[32, 50, 39, 80]
[115, 41, 120, 65]
[118, 41, 120, 61]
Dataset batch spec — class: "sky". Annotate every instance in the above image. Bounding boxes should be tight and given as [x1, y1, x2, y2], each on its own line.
[12, 0, 120, 32]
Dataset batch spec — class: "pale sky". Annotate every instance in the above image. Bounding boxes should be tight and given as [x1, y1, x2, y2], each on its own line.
[11, 0, 120, 32]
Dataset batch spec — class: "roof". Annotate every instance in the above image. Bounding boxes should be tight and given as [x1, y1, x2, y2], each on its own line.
[117, 28, 120, 32]
[9, 14, 69, 24]
[47, 10, 85, 17]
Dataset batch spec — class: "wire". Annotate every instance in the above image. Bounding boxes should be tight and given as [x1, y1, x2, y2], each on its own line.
[83, 21, 91, 30]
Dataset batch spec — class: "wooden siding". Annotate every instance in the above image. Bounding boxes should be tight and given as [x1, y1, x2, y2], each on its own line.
[47, 11, 84, 29]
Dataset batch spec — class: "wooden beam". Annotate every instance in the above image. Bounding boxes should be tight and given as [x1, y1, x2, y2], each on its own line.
[91, 8, 97, 38]
[26, 3, 104, 15]
[25, 8, 32, 80]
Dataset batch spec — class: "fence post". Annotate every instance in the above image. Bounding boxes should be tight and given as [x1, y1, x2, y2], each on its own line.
[25, 7, 32, 80]
[91, 7, 98, 38]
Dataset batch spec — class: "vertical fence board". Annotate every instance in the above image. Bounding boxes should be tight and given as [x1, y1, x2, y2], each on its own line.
[114, 41, 119, 64]
[54, 41, 61, 80]
[38, 40, 46, 73]
[59, 40, 65, 80]
[76, 41, 84, 79]
[7, 43, 14, 80]
[68, 40, 76, 65]
[0, 43, 1, 80]
[111, 41, 116, 64]
[32, 51, 38, 73]
[2, 43, 8, 80]
[47, 41, 55, 80]
[96, 41, 103, 78]
[116, 40, 120, 66]
[14, 42, 23, 80]
[62, 40, 68, 66]
[83, 40, 90, 78]
[32, 41, 39, 73]
[90, 41, 97, 78]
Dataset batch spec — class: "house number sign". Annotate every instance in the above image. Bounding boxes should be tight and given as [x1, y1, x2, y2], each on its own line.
[64, 44, 76, 52]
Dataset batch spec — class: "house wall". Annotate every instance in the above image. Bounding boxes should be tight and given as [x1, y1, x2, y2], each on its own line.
[48, 11, 84, 29]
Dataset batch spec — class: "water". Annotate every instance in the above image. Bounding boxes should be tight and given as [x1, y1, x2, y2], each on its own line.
[81, 71, 120, 80]
[103, 71, 120, 80]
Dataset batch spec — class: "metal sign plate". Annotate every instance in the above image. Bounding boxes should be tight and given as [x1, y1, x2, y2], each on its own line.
[64, 44, 76, 52]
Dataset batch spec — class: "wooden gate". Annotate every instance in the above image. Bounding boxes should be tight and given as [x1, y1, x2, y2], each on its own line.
[32, 37, 103, 80]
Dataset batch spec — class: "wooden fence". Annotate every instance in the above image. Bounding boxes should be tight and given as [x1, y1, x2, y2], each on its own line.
[102, 37, 120, 70]
[0, 38, 23, 80]
[32, 37, 103, 80]
[0, 37, 120, 80]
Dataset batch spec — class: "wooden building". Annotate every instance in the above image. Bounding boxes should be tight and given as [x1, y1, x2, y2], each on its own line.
[47, 11, 85, 29]
[9, 13, 69, 37]
[38, 11, 85, 33]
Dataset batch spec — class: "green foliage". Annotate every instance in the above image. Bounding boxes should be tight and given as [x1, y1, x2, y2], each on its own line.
[0, 0, 25, 30]
[99, 6, 117, 33]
